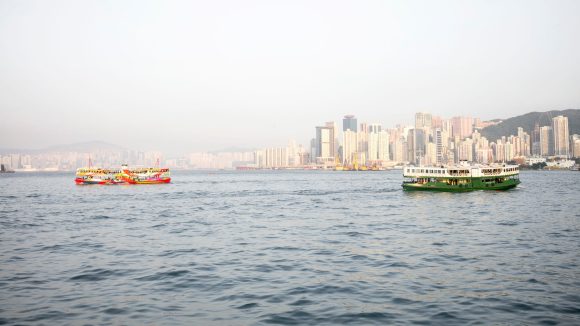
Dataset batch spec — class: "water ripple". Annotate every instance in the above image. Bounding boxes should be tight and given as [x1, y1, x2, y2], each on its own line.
[0, 170, 578, 325]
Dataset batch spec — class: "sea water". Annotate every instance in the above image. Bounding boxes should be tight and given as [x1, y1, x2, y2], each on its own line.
[1, 170, 579, 325]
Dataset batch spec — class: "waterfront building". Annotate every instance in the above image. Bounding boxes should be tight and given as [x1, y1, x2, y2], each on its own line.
[287, 140, 299, 167]
[378, 130, 390, 162]
[552, 115, 570, 157]
[539, 126, 554, 157]
[325, 121, 340, 158]
[309, 138, 316, 164]
[315, 125, 335, 164]
[367, 124, 389, 163]
[254, 147, 289, 168]
[342, 129, 358, 165]
[0, 155, 12, 170]
[571, 134, 580, 158]
[525, 156, 547, 165]
[367, 124, 381, 161]
[532, 123, 541, 156]
[358, 123, 369, 159]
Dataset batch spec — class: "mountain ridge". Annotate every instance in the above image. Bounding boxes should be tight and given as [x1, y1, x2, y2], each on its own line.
[480, 109, 580, 141]
[0, 141, 125, 154]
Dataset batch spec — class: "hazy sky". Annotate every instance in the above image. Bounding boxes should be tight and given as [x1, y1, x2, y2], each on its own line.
[1, 0, 579, 154]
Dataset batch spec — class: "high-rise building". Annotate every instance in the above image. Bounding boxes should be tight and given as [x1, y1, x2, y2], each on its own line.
[367, 124, 389, 163]
[493, 141, 505, 162]
[451, 116, 474, 140]
[325, 121, 339, 158]
[516, 127, 531, 157]
[343, 115, 357, 132]
[392, 137, 407, 163]
[407, 128, 425, 165]
[539, 126, 553, 156]
[315, 125, 335, 163]
[367, 124, 381, 161]
[532, 123, 541, 156]
[415, 112, 432, 130]
[432, 116, 443, 129]
[458, 138, 474, 162]
[552, 115, 569, 157]
[434, 128, 443, 165]
[571, 134, 580, 158]
[358, 122, 368, 157]
[378, 130, 390, 162]
[342, 129, 358, 165]
[309, 138, 316, 164]
[424, 142, 437, 165]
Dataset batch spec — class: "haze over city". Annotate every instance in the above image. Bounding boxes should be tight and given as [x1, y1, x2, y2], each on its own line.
[1, 0, 580, 155]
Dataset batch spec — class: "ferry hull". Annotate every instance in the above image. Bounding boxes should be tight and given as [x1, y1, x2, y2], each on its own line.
[123, 178, 171, 185]
[75, 178, 125, 185]
[402, 178, 520, 192]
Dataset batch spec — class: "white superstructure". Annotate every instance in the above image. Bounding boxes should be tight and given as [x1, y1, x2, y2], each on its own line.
[403, 164, 520, 178]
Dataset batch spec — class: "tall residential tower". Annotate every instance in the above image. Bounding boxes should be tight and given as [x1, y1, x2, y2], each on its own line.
[552, 115, 569, 157]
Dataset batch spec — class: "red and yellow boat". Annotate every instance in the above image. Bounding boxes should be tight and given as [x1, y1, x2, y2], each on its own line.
[75, 164, 171, 185]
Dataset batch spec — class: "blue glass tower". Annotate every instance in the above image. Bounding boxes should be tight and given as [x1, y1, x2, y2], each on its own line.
[343, 115, 357, 132]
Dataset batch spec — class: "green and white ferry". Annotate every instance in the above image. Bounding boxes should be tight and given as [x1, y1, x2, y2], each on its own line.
[402, 162, 520, 191]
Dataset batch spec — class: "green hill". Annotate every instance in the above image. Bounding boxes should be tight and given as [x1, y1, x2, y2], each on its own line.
[481, 109, 580, 141]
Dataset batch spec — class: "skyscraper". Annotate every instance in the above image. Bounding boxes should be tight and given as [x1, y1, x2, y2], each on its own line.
[325, 121, 339, 157]
[451, 116, 474, 140]
[315, 125, 335, 163]
[342, 129, 358, 165]
[378, 131, 390, 162]
[407, 128, 425, 165]
[358, 122, 368, 157]
[342, 115, 357, 132]
[532, 123, 541, 156]
[571, 134, 580, 158]
[539, 126, 553, 156]
[435, 128, 443, 165]
[415, 112, 432, 130]
[392, 137, 407, 163]
[367, 124, 381, 161]
[552, 115, 569, 157]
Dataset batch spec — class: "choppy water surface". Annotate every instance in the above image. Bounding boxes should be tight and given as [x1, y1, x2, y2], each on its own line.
[1, 170, 579, 325]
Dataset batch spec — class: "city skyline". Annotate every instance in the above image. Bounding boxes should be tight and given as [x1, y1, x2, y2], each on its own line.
[2, 109, 578, 171]
[2, 0, 580, 154]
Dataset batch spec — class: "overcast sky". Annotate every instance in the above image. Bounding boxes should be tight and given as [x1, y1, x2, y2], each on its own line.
[1, 0, 579, 154]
